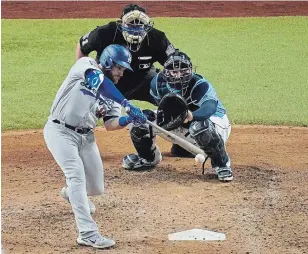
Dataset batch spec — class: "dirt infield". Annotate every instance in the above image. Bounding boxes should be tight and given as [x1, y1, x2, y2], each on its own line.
[2, 1, 308, 19]
[2, 126, 308, 253]
[2, 1, 308, 254]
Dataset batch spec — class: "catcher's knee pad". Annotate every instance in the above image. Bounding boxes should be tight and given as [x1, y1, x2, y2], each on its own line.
[130, 109, 156, 141]
[189, 120, 229, 167]
[130, 124, 157, 161]
[130, 124, 152, 140]
[189, 120, 214, 145]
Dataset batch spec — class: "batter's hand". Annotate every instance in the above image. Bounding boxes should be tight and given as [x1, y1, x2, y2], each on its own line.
[121, 99, 147, 124]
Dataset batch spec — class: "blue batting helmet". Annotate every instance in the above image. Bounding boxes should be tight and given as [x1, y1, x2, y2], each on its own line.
[99, 44, 133, 71]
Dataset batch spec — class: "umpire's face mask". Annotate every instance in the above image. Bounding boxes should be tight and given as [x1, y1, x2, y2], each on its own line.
[118, 10, 153, 52]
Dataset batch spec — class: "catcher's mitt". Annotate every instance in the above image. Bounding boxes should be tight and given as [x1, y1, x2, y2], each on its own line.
[157, 93, 188, 131]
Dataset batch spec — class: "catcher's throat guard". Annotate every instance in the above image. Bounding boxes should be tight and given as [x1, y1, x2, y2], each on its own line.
[156, 93, 188, 131]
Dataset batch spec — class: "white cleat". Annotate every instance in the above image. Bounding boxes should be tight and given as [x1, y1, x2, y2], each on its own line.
[122, 153, 162, 170]
[215, 167, 233, 182]
[60, 187, 96, 214]
[77, 233, 115, 249]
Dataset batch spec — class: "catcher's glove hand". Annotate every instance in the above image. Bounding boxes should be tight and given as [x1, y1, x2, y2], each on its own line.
[157, 93, 188, 131]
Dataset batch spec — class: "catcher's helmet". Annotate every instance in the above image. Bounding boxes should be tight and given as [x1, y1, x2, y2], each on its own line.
[117, 4, 153, 52]
[99, 44, 133, 71]
[162, 50, 194, 96]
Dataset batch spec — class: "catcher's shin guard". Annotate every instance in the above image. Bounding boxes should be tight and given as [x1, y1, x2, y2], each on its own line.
[125, 110, 162, 171]
[189, 120, 229, 168]
[130, 123, 157, 161]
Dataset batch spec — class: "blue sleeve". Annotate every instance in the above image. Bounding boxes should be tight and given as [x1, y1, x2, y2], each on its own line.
[191, 79, 218, 108]
[192, 99, 218, 121]
[118, 116, 132, 126]
[85, 69, 125, 104]
[190, 78, 219, 121]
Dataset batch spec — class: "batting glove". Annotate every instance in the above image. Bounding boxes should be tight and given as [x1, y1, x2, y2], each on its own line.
[121, 99, 147, 124]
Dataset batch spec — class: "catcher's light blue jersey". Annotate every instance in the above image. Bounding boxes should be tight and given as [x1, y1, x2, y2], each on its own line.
[150, 73, 226, 118]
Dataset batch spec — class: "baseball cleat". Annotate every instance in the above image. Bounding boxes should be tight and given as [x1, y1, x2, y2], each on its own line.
[215, 167, 233, 182]
[60, 187, 96, 214]
[122, 153, 162, 170]
[77, 233, 115, 249]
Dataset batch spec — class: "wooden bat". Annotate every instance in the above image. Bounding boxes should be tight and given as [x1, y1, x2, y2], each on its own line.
[146, 120, 207, 157]
[124, 106, 206, 158]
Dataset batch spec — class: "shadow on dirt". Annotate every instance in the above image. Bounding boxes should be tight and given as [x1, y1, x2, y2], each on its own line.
[106, 164, 281, 188]
[235, 165, 280, 188]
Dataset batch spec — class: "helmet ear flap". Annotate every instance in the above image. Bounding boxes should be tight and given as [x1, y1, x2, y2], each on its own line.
[100, 56, 112, 70]
[105, 56, 113, 70]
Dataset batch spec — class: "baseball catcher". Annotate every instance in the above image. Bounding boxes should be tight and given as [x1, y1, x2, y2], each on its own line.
[122, 50, 233, 181]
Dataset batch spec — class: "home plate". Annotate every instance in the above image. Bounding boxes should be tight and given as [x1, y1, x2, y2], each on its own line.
[168, 228, 226, 241]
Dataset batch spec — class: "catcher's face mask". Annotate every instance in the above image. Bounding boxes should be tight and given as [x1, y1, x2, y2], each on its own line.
[118, 10, 153, 52]
[162, 52, 193, 96]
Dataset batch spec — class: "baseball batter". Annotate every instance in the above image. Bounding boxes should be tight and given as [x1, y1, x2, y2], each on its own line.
[43, 44, 147, 249]
[122, 50, 233, 181]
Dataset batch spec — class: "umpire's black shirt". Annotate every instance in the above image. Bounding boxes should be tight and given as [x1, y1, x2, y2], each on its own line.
[79, 22, 175, 98]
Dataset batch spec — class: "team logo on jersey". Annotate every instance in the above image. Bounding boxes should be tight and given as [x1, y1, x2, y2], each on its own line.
[80, 81, 98, 97]
[139, 63, 150, 69]
[80, 69, 104, 97]
[79, 89, 114, 109]
[86, 70, 103, 90]
[98, 94, 114, 109]
[89, 76, 101, 89]
[138, 56, 151, 70]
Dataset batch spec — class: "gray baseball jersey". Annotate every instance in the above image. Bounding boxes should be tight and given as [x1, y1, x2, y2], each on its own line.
[44, 57, 121, 237]
[50, 57, 121, 128]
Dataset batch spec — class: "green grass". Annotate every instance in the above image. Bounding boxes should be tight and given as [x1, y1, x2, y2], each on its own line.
[2, 17, 308, 130]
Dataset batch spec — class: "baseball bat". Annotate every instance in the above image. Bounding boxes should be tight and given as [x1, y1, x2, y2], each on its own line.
[124, 106, 206, 157]
[146, 120, 207, 157]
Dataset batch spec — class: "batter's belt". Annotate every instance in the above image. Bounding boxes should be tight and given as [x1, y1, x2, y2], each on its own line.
[52, 119, 92, 134]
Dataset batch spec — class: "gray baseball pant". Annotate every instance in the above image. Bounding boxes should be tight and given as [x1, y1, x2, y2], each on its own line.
[43, 120, 104, 237]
